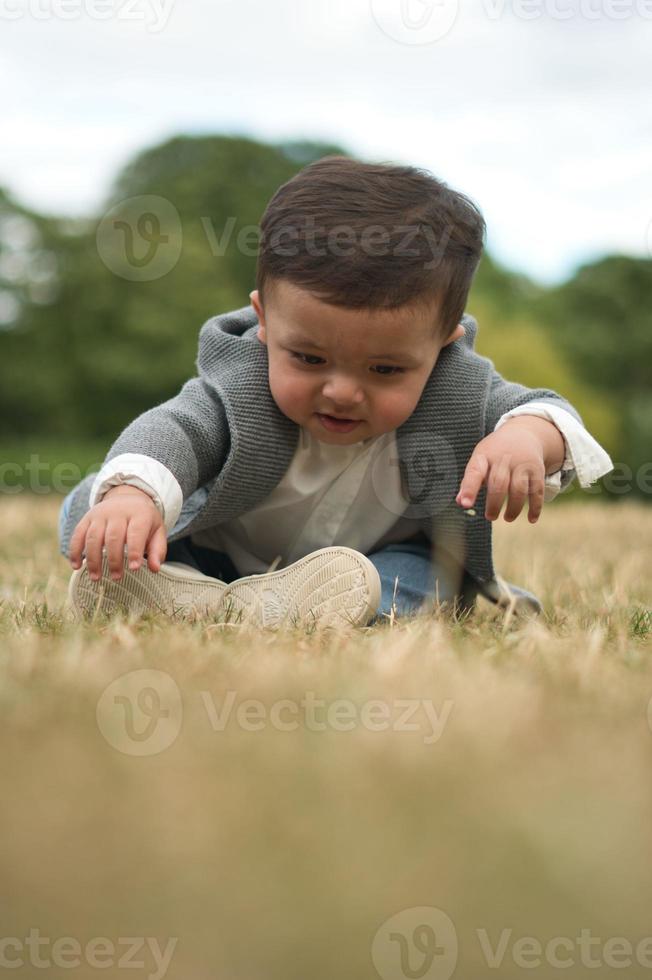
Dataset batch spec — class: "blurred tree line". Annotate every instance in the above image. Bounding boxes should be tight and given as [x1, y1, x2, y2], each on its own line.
[0, 134, 649, 500]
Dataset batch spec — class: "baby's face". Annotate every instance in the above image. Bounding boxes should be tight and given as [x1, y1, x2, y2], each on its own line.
[251, 281, 464, 445]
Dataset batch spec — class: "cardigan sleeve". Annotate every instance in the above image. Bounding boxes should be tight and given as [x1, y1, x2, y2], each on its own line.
[458, 315, 585, 436]
[102, 376, 230, 503]
[57, 376, 229, 559]
[484, 366, 584, 436]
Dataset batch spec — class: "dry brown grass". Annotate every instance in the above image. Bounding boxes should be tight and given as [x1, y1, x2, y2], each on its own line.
[0, 495, 651, 979]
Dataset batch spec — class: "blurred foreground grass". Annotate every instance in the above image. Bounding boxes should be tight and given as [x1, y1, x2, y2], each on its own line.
[1, 495, 651, 979]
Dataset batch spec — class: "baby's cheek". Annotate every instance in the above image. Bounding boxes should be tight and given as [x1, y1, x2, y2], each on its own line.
[271, 373, 312, 417]
[375, 388, 418, 430]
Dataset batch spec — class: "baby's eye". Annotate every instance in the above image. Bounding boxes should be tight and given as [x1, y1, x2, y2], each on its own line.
[372, 365, 405, 376]
[290, 352, 325, 366]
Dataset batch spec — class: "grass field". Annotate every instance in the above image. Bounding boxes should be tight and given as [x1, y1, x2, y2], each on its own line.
[1, 495, 651, 980]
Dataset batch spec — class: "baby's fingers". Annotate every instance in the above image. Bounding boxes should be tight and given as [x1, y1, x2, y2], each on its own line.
[125, 517, 151, 572]
[145, 524, 168, 574]
[105, 517, 128, 580]
[83, 521, 107, 580]
[527, 473, 545, 523]
[69, 516, 91, 568]
[484, 459, 511, 521]
[457, 452, 490, 509]
[503, 467, 531, 522]
[503, 467, 545, 523]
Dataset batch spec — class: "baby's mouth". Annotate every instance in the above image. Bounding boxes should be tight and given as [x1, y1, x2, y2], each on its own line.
[316, 413, 362, 431]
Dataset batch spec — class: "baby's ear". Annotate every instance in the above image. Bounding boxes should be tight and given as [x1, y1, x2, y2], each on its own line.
[250, 289, 264, 320]
[250, 290, 267, 342]
[443, 322, 466, 346]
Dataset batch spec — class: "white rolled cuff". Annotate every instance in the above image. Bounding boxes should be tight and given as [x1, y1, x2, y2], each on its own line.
[89, 453, 184, 533]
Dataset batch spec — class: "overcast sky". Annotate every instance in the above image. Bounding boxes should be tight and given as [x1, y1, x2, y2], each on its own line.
[1, 0, 650, 283]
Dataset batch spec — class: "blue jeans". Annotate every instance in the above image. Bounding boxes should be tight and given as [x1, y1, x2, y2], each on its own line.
[59, 491, 472, 622]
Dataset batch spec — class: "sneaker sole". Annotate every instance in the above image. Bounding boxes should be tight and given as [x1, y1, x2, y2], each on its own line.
[67, 553, 227, 620]
[220, 547, 382, 630]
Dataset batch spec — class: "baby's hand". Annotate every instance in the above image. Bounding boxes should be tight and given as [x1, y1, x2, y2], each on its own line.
[68, 484, 167, 581]
[456, 424, 547, 524]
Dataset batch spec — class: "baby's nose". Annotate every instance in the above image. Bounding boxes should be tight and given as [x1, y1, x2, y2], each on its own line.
[322, 376, 364, 406]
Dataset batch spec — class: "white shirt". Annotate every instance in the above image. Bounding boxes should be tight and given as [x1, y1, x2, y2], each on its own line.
[89, 403, 613, 577]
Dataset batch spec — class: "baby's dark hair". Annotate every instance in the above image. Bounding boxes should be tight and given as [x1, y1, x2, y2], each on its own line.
[256, 155, 486, 341]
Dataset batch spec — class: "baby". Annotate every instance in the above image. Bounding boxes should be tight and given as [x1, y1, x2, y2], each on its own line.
[59, 156, 613, 628]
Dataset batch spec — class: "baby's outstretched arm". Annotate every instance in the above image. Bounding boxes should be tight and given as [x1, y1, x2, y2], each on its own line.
[68, 485, 167, 582]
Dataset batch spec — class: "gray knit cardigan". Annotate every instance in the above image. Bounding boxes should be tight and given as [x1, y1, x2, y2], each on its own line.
[59, 306, 582, 613]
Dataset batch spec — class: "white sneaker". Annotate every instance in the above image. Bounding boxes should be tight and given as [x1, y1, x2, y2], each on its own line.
[67, 552, 227, 620]
[220, 547, 382, 630]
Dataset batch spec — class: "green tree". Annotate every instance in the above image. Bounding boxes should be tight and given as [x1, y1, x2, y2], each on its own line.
[536, 256, 652, 485]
